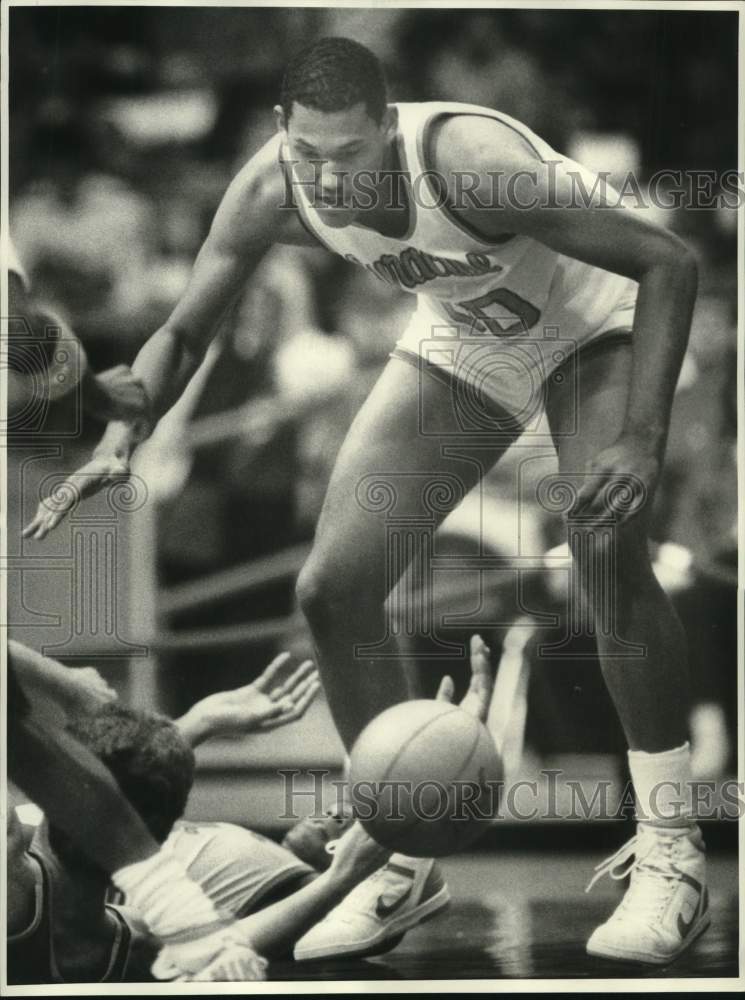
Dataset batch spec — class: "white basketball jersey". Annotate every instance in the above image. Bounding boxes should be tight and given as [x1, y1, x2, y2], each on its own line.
[283, 101, 637, 342]
[163, 821, 313, 916]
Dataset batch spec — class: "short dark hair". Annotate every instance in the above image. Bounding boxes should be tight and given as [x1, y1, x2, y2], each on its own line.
[281, 36, 387, 123]
[48, 705, 195, 868]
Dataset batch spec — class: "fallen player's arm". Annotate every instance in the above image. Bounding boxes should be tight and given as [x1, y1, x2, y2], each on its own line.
[201, 823, 391, 967]
[175, 653, 320, 746]
[8, 639, 117, 720]
[7, 706, 161, 873]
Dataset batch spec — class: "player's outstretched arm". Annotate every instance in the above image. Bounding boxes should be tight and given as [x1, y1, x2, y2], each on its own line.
[7, 642, 267, 981]
[435, 117, 698, 523]
[23, 137, 289, 540]
[175, 652, 321, 745]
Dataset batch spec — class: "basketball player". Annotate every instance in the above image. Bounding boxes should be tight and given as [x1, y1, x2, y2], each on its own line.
[7, 641, 268, 980]
[26, 38, 706, 966]
[7, 645, 322, 982]
[8, 662, 386, 981]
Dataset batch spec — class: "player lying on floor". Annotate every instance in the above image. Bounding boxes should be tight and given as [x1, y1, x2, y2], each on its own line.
[6, 641, 287, 981]
[8, 637, 492, 981]
[7, 644, 340, 981]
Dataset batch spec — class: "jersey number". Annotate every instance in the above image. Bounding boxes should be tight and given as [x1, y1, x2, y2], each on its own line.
[443, 288, 540, 336]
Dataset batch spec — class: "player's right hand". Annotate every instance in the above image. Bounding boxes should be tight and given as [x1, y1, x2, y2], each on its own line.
[22, 453, 130, 541]
[327, 821, 392, 883]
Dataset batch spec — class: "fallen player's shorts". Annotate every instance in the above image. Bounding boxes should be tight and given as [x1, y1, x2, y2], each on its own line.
[392, 284, 636, 432]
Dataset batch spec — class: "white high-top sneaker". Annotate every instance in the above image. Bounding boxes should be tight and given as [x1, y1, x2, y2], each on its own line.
[586, 824, 710, 965]
[294, 855, 450, 960]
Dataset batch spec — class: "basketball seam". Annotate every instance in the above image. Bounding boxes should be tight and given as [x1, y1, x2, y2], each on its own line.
[374, 712, 488, 852]
[454, 725, 485, 784]
[381, 704, 461, 782]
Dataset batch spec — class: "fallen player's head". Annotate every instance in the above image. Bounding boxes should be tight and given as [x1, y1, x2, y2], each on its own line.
[276, 36, 396, 227]
[47, 704, 195, 872]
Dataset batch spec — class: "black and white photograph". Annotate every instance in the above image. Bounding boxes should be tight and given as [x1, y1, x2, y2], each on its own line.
[2, 0, 742, 991]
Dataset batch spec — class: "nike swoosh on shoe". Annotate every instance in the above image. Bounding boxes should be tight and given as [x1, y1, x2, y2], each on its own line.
[375, 886, 413, 919]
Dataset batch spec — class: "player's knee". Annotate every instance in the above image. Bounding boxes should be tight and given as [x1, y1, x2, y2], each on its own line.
[296, 555, 350, 627]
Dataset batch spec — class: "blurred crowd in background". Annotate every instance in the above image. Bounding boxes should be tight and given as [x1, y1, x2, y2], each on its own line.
[9, 7, 738, 775]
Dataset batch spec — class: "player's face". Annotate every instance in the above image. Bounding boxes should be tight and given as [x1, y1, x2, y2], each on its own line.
[278, 101, 393, 228]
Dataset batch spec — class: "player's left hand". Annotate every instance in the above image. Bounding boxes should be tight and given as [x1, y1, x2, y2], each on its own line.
[194, 654, 321, 738]
[570, 433, 660, 526]
[436, 634, 493, 724]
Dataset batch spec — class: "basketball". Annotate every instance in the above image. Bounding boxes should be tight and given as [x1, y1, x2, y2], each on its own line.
[348, 699, 503, 857]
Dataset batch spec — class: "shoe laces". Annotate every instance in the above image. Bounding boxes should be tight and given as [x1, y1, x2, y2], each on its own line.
[585, 829, 686, 922]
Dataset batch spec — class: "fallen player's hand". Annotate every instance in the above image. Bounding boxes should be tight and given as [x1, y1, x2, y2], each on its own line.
[193, 653, 321, 738]
[436, 634, 493, 724]
[569, 433, 658, 527]
[153, 926, 268, 982]
[22, 453, 130, 541]
[327, 821, 392, 883]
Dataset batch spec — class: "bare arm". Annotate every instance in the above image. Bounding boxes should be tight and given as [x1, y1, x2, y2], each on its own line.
[8, 639, 116, 720]
[98, 139, 290, 463]
[174, 653, 319, 747]
[23, 137, 299, 539]
[197, 824, 391, 969]
[231, 868, 353, 960]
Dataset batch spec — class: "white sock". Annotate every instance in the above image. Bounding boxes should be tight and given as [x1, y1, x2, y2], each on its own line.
[628, 741, 695, 829]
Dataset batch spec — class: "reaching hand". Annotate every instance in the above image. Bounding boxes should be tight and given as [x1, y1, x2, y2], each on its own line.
[327, 821, 392, 883]
[22, 453, 130, 541]
[436, 634, 493, 724]
[569, 433, 658, 527]
[191, 653, 321, 739]
[89, 365, 152, 427]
